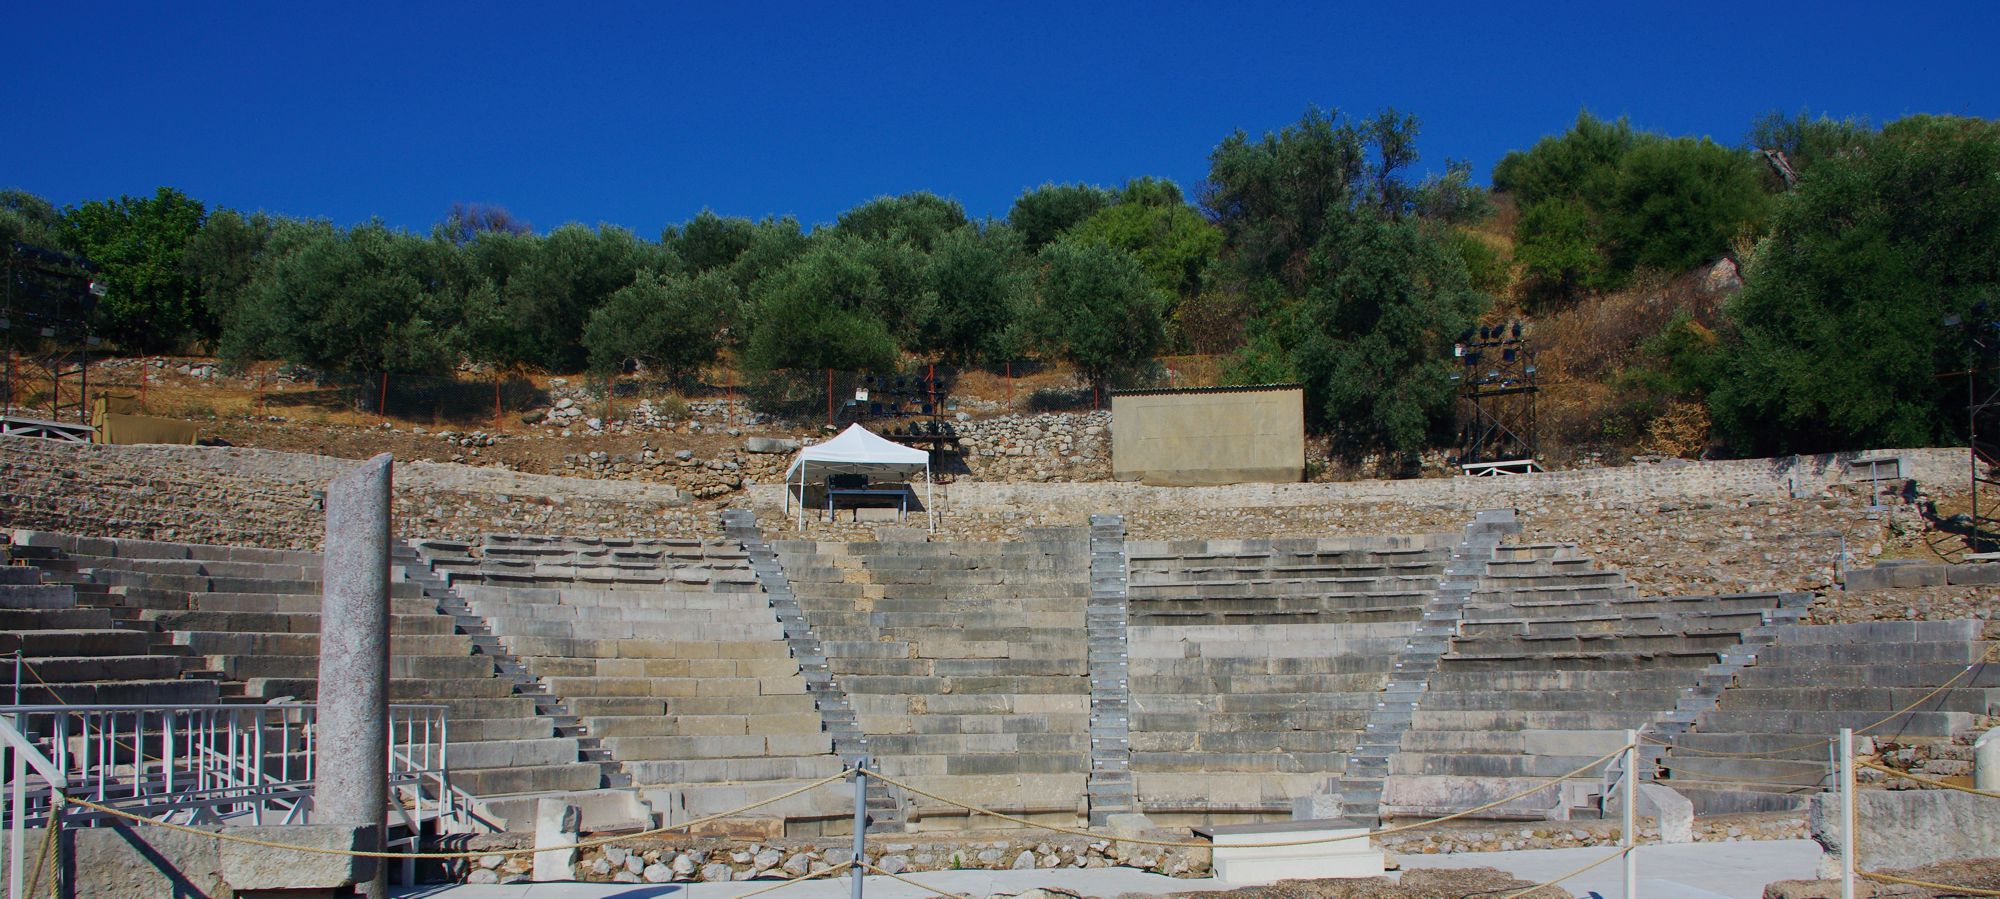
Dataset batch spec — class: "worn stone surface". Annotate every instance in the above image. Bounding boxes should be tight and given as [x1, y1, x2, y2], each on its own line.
[1811, 788, 2000, 877]
[220, 824, 371, 889]
[533, 798, 582, 882]
[314, 452, 392, 898]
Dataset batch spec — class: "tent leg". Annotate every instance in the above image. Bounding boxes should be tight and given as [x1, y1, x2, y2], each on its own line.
[926, 463, 935, 534]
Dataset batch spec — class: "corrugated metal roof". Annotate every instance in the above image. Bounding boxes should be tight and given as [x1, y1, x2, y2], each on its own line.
[1107, 383, 1304, 398]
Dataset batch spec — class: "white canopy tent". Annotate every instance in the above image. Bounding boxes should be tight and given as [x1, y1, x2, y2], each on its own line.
[783, 424, 934, 532]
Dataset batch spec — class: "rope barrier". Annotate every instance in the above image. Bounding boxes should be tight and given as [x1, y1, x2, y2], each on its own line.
[28, 813, 59, 898]
[1497, 845, 1631, 899]
[860, 861, 963, 898]
[1859, 870, 2000, 896]
[56, 769, 847, 860]
[1857, 757, 2000, 800]
[866, 743, 1633, 850]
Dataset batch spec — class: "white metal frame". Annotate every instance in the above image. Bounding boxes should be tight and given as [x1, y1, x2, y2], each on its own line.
[0, 703, 467, 835]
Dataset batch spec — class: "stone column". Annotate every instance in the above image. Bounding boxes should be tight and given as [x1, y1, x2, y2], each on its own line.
[314, 453, 393, 899]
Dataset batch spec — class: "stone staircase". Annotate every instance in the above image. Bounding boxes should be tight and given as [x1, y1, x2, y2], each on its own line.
[773, 531, 1092, 827]
[1336, 510, 1517, 823]
[1382, 539, 1807, 820]
[0, 543, 220, 706]
[722, 509, 902, 833]
[1659, 619, 1997, 815]
[1123, 534, 1453, 822]
[1085, 514, 1136, 825]
[5, 530, 593, 811]
[442, 534, 847, 829]
[400, 539, 650, 831]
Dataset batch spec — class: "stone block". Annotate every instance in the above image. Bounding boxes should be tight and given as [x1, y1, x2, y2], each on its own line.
[221, 824, 373, 890]
[1947, 563, 2000, 586]
[1811, 788, 2000, 876]
[1195, 818, 1382, 884]
[534, 798, 581, 881]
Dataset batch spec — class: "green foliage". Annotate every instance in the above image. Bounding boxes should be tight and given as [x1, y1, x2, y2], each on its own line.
[832, 192, 968, 252]
[1007, 183, 1115, 252]
[1710, 115, 2000, 454]
[1492, 111, 1643, 206]
[491, 224, 662, 370]
[1207, 107, 1491, 454]
[1201, 106, 1370, 294]
[743, 241, 899, 373]
[1287, 212, 1487, 455]
[1024, 241, 1168, 392]
[1600, 137, 1768, 275]
[1747, 109, 1875, 178]
[1497, 112, 1768, 299]
[1066, 193, 1221, 301]
[1446, 230, 1510, 296]
[0, 189, 64, 250]
[582, 269, 730, 379]
[220, 221, 464, 374]
[919, 225, 1028, 362]
[664, 209, 756, 273]
[57, 187, 208, 349]
[1514, 197, 1608, 307]
[182, 208, 273, 334]
[724, 217, 810, 296]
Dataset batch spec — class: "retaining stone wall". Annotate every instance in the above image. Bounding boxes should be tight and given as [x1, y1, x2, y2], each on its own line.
[0, 437, 705, 550]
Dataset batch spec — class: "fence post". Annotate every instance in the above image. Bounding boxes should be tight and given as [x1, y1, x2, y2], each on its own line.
[827, 369, 835, 427]
[1005, 361, 1012, 409]
[851, 758, 868, 899]
[1623, 729, 1637, 898]
[378, 372, 389, 423]
[1840, 728, 1855, 899]
[493, 377, 501, 426]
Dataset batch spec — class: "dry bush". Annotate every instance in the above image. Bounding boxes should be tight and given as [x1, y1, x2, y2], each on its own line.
[1534, 268, 1728, 383]
[1639, 400, 1712, 458]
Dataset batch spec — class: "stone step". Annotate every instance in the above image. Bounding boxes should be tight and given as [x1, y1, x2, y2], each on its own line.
[623, 755, 847, 786]
[452, 762, 605, 797]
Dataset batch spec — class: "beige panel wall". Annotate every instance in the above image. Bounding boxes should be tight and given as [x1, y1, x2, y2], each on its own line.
[1111, 389, 1304, 486]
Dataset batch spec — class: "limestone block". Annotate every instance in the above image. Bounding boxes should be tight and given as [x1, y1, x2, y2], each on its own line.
[1291, 793, 1344, 821]
[1636, 783, 1693, 844]
[1811, 788, 2000, 876]
[1196, 819, 1382, 885]
[1948, 563, 2000, 586]
[0, 825, 223, 898]
[221, 824, 372, 890]
[1978, 727, 2000, 792]
[533, 799, 581, 881]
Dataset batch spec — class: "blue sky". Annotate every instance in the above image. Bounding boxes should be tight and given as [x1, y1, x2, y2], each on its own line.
[7, 2, 1996, 235]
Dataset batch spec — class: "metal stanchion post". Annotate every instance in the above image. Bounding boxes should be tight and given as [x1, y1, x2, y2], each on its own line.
[852, 757, 868, 899]
[1624, 729, 1637, 898]
[1840, 728, 1855, 899]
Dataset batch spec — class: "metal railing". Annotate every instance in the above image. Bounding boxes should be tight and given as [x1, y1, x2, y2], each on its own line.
[0, 714, 67, 899]
[0, 703, 459, 834]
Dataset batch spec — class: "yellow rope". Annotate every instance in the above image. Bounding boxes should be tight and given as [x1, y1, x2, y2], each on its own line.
[27, 814, 59, 898]
[57, 769, 846, 860]
[861, 861, 964, 898]
[867, 742, 1633, 850]
[1859, 869, 2000, 896]
[730, 860, 855, 899]
[1498, 845, 1631, 899]
[1858, 757, 2000, 799]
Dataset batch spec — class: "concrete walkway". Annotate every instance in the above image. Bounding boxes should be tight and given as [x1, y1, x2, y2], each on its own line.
[397, 838, 1823, 899]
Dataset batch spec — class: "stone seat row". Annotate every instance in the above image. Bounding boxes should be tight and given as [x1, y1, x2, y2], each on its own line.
[4, 531, 598, 801]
